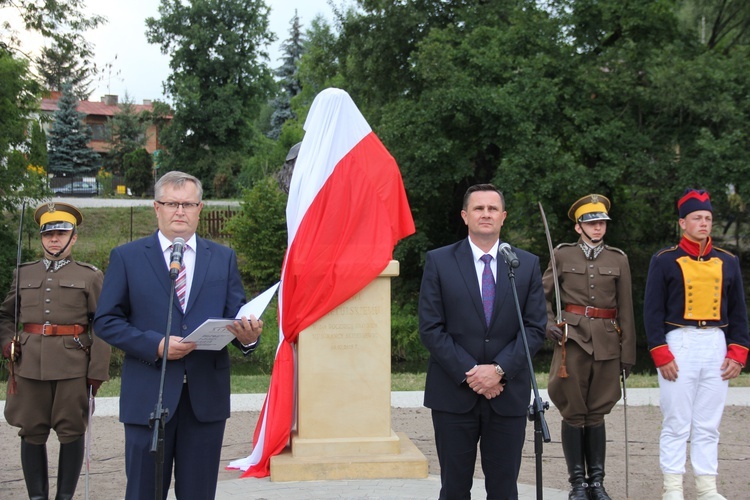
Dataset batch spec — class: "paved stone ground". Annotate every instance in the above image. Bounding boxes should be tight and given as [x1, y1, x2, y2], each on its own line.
[1, 390, 748, 499]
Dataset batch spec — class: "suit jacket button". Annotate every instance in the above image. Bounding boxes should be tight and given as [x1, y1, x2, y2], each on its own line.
[484, 338, 489, 342]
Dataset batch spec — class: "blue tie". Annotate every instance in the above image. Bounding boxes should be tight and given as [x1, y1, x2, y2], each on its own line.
[480, 254, 495, 326]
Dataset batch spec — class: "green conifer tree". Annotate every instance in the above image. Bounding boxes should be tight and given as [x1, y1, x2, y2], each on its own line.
[47, 81, 99, 176]
[268, 11, 304, 140]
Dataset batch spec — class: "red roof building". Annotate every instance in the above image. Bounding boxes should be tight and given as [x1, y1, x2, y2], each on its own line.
[39, 92, 170, 155]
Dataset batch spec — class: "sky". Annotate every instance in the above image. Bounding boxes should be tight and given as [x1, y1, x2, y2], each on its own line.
[15, 0, 341, 104]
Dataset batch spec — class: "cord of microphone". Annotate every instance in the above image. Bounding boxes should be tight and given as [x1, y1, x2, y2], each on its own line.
[169, 237, 186, 280]
[498, 242, 520, 269]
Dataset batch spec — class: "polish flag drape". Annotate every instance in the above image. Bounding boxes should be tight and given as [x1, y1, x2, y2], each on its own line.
[227, 88, 415, 477]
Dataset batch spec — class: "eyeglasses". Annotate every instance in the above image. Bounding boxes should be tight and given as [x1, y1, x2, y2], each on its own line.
[156, 201, 202, 211]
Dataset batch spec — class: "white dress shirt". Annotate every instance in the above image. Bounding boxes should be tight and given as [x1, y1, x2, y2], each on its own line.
[159, 231, 198, 308]
[467, 237, 499, 288]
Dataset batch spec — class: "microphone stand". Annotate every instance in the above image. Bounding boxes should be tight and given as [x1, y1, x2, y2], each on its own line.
[504, 260, 551, 500]
[149, 274, 178, 500]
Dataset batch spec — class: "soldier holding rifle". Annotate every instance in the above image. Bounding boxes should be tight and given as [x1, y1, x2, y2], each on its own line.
[542, 194, 636, 500]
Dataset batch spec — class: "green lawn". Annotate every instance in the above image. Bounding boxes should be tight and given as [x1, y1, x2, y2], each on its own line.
[2, 371, 747, 399]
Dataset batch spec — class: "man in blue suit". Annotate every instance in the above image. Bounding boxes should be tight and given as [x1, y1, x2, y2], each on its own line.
[94, 171, 262, 499]
[419, 184, 547, 500]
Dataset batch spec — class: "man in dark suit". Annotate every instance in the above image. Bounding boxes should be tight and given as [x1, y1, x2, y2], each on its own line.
[94, 171, 262, 500]
[419, 184, 547, 500]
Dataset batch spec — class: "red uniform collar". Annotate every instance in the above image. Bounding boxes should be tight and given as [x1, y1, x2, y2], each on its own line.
[679, 235, 712, 258]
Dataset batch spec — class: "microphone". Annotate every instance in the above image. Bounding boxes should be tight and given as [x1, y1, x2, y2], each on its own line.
[169, 237, 186, 280]
[498, 242, 520, 269]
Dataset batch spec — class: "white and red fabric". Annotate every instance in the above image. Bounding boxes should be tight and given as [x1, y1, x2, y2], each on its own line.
[227, 88, 415, 477]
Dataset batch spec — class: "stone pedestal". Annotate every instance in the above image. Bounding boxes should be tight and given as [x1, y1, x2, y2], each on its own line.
[270, 260, 428, 481]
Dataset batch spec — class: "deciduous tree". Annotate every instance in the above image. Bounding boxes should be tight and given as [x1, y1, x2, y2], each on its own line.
[107, 95, 149, 175]
[28, 120, 48, 169]
[0, 49, 42, 209]
[226, 176, 287, 290]
[145, 0, 276, 194]
[318, 0, 750, 305]
[123, 148, 154, 197]
[0, 0, 104, 62]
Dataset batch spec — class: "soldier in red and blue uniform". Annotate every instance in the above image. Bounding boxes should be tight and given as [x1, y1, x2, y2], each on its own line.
[644, 189, 749, 500]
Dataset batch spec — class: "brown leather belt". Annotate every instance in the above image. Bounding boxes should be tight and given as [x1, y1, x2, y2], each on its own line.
[23, 323, 85, 336]
[565, 304, 618, 319]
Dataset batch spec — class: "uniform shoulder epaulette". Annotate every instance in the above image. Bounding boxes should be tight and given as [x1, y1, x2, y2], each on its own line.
[554, 242, 577, 250]
[713, 246, 737, 257]
[74, 261, 100, 272]
[655, 245, 679, 257]
[603, 244, 627, 256]
[19, 260, 41, 267]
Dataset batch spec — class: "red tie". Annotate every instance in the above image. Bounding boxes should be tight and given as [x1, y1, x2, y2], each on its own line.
[173, 246, 187, 311]
[175, 265, 187, 311]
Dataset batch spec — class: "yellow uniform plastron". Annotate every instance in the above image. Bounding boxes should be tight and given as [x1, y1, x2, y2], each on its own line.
[677, 256, 723, 321]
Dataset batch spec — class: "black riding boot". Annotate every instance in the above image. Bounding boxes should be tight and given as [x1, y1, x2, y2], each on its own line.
[55, 436, 84, 500]
[584, 423, 611, 500]
[561, 421, 589, 500]
[21, 438, 49, 500]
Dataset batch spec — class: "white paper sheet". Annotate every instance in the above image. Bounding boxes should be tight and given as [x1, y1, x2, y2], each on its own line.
[180, 282, 280, 350]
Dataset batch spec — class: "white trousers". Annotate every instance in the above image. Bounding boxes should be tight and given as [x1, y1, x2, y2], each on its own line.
[658, 327, 728, 476]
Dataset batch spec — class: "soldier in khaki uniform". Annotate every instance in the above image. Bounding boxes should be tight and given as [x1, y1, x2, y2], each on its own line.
[0, 202, 111, 500]
[543, 195, 636, 500]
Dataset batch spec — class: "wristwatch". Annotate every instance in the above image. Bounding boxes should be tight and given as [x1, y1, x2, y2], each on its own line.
[494, 364, 505, 378]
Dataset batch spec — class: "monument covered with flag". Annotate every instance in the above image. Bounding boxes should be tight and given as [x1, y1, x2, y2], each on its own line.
[228, 88, 423, 479]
